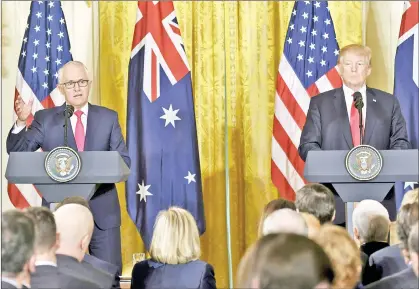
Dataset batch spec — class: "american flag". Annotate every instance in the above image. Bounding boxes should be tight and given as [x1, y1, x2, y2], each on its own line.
[8, 0, 72, 208]
[271, 1, 342, 200]
[126, 1, 205, 248]
[394, 1, 418, 207]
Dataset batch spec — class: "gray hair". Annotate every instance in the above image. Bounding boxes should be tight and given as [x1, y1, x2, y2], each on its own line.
[353, 200, 390, 243]
[409, 222, 418, 254]
[1, 210, 35, 275]
[262, 209, 308, 236]
[57, 61, 90, 83]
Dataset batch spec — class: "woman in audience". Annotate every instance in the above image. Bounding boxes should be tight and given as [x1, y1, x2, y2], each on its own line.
[315, 225, 362, 289]
[131, 207, 216, 289]
[257, 199, 296, 237]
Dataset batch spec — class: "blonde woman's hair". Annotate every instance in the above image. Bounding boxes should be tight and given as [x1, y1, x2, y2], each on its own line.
[149, 207, 200, 264]
[314, 224, 362, 289]
[401, 188, 418, 207]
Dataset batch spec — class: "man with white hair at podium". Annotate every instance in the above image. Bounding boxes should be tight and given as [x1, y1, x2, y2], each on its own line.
[7, 60, 130, 275]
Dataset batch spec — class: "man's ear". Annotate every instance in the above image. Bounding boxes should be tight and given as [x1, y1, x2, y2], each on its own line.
[402, 248, 410, 265]
[331, 210, 336, 222]
[26, 254, 36, 274]
[353, 227, 360, 240]
[54, 232, 61, 251]
[80, 234, 90, 254]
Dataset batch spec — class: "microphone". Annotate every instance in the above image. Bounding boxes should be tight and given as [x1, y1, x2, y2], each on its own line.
[352, 92, 364, 145]
[64, 105, 74, 147]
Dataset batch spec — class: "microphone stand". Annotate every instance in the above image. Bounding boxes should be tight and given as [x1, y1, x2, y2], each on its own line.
[358, 105, 363, 145]
[64, 105, 69, 147]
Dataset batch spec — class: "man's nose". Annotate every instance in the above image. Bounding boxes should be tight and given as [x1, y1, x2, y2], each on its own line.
[351, 65, 357, 72]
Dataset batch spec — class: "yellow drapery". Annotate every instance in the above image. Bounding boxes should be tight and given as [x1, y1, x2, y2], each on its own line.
[98, 1, 362, 287]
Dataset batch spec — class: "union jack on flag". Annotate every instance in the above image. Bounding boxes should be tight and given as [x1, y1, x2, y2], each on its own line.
[126, 1, 205, 248]
[271, 1, 342, 200]
[8, 0, 72, 208]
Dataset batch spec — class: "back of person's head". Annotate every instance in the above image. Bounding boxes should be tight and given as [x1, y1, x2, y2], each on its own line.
[300, 212, 321, 239]
[315, 224, 362, 289]
[396, 203, 419, 253]
[249, 233, 335, 289]
[408, 222, 419, 277]
[352, 199, 390, 243]
[24, 207, 58, 254]
[296, 183, 335, 224]
[258, 199, 296, 237]
[262, 209, 307, 236]
[54, 196, 90, 211]
[401, 188, 419, 207]
[54, 204, 94, 259]
[1, 210, 36, 276]
[150, 206, 200, 264]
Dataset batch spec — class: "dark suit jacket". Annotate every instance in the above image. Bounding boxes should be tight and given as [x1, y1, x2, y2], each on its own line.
[30, 264, 100, 289]
[364, 267, 418, 289]
[6, 103, 130, 230]
[56, 254, 113, 289]
[131, 259, 216, 289]
[369, 244, 407, 280]
[361, 242, 389, 285]
[83, 254, 120, 289]
[298, 87, 410, 223]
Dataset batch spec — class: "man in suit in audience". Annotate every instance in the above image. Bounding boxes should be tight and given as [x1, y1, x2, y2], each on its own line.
[55, 196, 121, 289]
[54, 204, 114, 289]
[25, 207, 100, 289]
[1, 210, 36, 289]
[295, 183, 336, 225]
[365, 219, 418, 289]
[7, 61, 130, 274]
[299, 44, 411, 225]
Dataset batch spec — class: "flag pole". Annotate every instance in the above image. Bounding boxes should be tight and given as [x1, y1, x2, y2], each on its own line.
[224, 3, 234, 288]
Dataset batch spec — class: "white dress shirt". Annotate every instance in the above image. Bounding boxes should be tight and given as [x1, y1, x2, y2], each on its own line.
[35, 260, 57, 267]
[12, 103, 89, 136]
[1, 277, 19, 288]
[342, 83, 367, 127]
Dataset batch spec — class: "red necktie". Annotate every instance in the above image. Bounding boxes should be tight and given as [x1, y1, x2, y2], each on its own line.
[350, 99, 360, 147]
[74, 110, 85, 151]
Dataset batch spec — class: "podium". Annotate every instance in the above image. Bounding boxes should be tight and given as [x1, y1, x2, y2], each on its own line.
[5, 151, 130, 203]
[304, 149, 418, 235]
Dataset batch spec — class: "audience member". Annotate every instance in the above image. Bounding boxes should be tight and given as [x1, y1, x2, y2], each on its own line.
[55, 204, 113, 289]
[365, 208, 418, 289]
[1, 210, 36, 289]
[315, 225, 362, 289]
[257, 199, 296, 236]
[131, 207, 216, 289]
[25, 207, 99, 289]
[55, 197, 120, 288]
[352, 200, 390, 257]
[262, 209, 307, 236]
[237, 233, 335, 289]
[409, 222, 419, 277]
[300, 212, 321, 239]
[367, 192, 417, 282]
[295, 183, 335, 224]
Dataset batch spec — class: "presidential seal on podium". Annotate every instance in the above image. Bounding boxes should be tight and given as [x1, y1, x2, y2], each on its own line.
[345, 145, 383, 181]
[45, 147, 81, 182]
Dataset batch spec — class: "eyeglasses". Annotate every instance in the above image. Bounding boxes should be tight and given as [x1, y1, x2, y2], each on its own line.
[61, 79, 90, 89]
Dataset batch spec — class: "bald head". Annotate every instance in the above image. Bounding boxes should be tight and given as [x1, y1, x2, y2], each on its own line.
[54, 204, 94, 253]
[262, 209, 308, 236]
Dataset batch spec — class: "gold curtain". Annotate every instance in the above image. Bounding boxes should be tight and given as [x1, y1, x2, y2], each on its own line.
[99, 1, 362, 287]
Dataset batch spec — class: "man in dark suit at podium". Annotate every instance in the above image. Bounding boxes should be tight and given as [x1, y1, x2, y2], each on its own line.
[298, 44, 411, 225]
[7, 61, 130, 275]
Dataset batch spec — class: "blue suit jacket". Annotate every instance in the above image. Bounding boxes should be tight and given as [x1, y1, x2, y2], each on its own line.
[6, 103, 130, 229]
[364, 267, 418, 289]
[131, 259, 216, 289]
[299, 87, 410, 161]
[368, 244, 407, 281]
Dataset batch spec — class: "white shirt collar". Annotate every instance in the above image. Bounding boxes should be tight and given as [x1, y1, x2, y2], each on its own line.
[342, 83, 367, 99]
[1, 277, 19, 288]
[68, 102, 89, 117]
[35, 260, 57, 267]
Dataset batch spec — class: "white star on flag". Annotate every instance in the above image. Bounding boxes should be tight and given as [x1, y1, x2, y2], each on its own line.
[34, 25, 40, 32]
[184, 171, 196, 184]
[58, 31, 64, 38]
[160, 104, 181, 127]
[136, 181, 153, 202]
[47, 15, 53, 21]
[36, 12, 42, 18]
[42, 82, 48, 89]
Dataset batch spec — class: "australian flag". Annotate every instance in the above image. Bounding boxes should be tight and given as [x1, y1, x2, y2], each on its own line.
[126, 1, 205, 248]
[394, 1, 418, 208]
